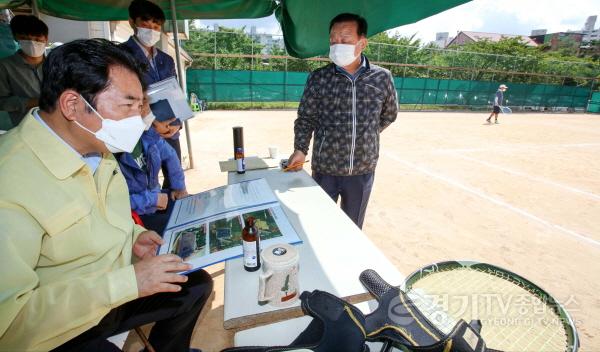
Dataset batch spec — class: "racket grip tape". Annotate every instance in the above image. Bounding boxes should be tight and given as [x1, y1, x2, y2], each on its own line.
[359, 269, 395, 298]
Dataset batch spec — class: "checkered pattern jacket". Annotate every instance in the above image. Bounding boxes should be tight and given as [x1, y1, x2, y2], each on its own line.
[294, 57, 398, 176]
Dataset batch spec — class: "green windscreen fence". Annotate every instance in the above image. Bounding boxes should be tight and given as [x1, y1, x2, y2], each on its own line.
[187, 69, 592, 109]
[588, 92, 600, 113]
[187, 70, 309, 103]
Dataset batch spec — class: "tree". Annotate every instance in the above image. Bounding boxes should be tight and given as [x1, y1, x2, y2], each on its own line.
[364, 32, 434, 77]
[428, 38, 542, 82]
[265, 46, 324, 72]
[183, 24, 264, 70]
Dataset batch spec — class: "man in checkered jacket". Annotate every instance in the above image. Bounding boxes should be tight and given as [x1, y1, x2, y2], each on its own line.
[287, 13, 398, 229]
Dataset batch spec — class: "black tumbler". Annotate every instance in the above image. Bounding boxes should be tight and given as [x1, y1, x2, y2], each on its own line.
[233, 126, 245, 174]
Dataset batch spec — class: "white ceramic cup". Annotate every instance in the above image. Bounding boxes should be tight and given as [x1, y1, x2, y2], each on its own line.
[268, 146, 279, 159]
[258, 243, 299, 307]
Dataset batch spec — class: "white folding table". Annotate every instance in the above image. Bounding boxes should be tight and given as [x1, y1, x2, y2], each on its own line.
[223, 168, 404, 331]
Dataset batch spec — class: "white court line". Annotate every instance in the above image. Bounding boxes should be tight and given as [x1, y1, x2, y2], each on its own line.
[432, 143, 600, 154]
[383, 151, 600, 248]
[521, 120, 600, 136]
[448, 153, 600, 202]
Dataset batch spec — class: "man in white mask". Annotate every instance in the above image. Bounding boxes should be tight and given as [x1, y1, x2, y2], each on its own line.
[121, 0, 184, 191]
[0, 39, 213, 352]
[0, 15, 48, 127]
[287, 13, 398, 229]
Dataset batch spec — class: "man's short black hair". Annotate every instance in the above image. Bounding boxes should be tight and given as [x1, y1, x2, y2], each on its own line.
[329, 13, 368, 37]
[10, 15, 48, 38]
[39, 39, 147, 113]
[128, 0, 166, 24]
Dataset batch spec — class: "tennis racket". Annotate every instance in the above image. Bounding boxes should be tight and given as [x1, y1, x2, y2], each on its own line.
[500, 106, 512, 114]
[400, 261, 578, 352]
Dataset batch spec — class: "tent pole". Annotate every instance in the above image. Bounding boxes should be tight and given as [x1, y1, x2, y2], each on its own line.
[169, 0, 194, 169]
[31, 0, 40, 17]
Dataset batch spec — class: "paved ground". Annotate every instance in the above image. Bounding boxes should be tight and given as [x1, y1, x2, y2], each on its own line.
[127, 110, 600, 351]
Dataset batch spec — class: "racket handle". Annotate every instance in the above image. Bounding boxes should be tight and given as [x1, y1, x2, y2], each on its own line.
[359, 269, 395, 298]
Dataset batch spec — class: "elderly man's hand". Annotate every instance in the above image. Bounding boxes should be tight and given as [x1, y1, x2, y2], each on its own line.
[134, 254, 191, 297]
[286, 150, 306, 171]
[133, 230, 163, 260]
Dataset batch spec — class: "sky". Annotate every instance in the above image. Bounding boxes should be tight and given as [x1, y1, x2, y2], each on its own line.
[194, 0, 599, 43]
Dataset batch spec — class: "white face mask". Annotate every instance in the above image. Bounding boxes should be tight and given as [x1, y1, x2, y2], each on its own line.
[19, 40, 46, 58]
[142, 111, 156, 131]
[329, 43, 359, 67]
[76, 95, 145, 153]
[136, 27, 162, 47]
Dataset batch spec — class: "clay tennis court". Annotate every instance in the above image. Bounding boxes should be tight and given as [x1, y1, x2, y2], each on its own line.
[128, 110, 600, 351]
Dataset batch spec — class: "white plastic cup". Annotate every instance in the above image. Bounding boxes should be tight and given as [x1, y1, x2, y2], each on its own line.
[268, 146, 279, 159]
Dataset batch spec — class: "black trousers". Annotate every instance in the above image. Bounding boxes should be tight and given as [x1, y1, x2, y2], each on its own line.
[162, 137, 182, 190]
[50, 269, 213, 352]
[313, 172, 375, 229]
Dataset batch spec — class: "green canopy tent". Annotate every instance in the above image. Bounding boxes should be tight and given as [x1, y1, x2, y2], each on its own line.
[0, 0, 471, 58]
[1, 0, 276, 21]
[0, 0, 471, 166]
[276, 0, 471, 58]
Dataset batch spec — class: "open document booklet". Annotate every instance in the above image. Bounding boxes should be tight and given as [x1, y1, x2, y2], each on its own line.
[158, 178, 302, 271]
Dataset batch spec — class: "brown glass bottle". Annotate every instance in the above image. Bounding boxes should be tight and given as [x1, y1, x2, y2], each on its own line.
[242, 216, 260, 272]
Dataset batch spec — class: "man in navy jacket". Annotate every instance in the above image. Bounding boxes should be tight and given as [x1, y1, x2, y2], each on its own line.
[121, 0, 183, 190]
[117, 99, 188, 235]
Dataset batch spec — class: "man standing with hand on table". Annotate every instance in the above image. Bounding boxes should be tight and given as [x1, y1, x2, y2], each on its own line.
[287, 13, 398, 229]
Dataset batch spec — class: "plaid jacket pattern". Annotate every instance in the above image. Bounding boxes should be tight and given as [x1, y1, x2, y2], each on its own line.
[294, 57, 398, 176]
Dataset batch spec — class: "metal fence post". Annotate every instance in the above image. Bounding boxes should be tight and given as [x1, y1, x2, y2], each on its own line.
[403, 47, 408, 77]
[586, 79, 596, 113]
[491, 55, 498, 82]
[419, 67, 430, 110]
[213, 30, 217, 70]
[250, 38, 253, 109]
[284, 53, 288, 108]
[449, 50, 455, 80]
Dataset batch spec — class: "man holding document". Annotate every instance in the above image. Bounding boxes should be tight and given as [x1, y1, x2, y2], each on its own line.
[0, 39, 212, 352]
[121, 0, 184, 190]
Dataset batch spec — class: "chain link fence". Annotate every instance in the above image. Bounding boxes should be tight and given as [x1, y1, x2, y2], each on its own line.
[185, 29, 599, 111]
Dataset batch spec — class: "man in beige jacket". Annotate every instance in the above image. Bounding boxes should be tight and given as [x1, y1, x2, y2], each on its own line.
[0, 39, 212, 352]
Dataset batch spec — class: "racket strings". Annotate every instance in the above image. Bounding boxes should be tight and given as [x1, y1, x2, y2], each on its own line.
[520, 319, 564, 350]
[408, 268, 569, 351]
